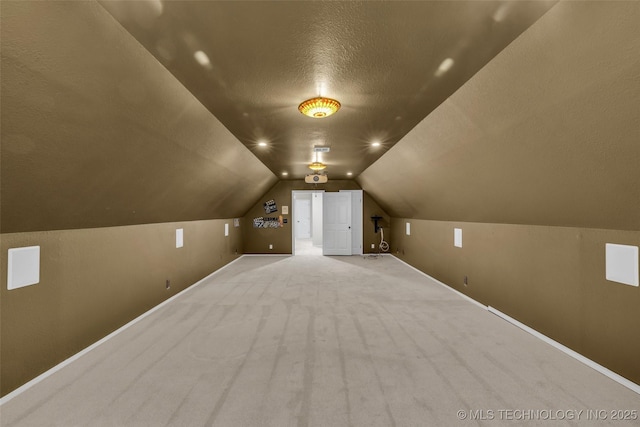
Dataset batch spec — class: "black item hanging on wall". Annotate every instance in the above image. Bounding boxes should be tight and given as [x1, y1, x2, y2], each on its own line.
[371, 216, 383, 233]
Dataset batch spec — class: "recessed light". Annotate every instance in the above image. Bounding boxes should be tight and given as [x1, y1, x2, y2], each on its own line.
[435, 58, 455, 77]
[493, 3, 510, 22]
[371, 142, 381, 147]
[347, 172, 353, 176]
[193, 51, 212, 69]
[282, 172, 288, 176]
[258, 141, 267, 147]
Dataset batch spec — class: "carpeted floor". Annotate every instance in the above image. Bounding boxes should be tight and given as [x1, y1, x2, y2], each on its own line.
[1, 255, 638, 426]
[294, 238, 322, 256]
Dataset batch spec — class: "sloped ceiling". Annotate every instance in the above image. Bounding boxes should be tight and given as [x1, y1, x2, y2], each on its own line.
[98, 0, 557, 179]
[357, 1, 640, 231]
[5, 1, 634, 234]
[1, 1, 277, 233]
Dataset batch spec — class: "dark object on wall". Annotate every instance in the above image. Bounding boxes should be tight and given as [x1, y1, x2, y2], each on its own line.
[253, 216, 282, 228]
[371, 216, 384, 233]
[264, 199, 278, 214]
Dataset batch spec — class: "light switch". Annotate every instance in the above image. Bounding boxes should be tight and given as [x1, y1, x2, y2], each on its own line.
[225, 223, 229, 237]
[606, 244, 639, 287]
[454, 228, 463, 248]
[406, 222, 411, 236]
[176, 228, 184, 248]
[8, 246, 40, 290]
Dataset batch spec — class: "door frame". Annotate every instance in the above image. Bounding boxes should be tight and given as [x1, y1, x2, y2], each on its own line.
[294, 197, 312, 239]
[292, 190, 324, 255]
[291, 189, 364, 256]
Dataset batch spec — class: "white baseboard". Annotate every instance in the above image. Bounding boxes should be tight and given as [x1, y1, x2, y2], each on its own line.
[242, 253, 293, 257]
[5, 254, 638, 404]
[0, 255, 245, 406]
[390, 255, 487, 310]
[389, 255, 639, 396]
[488, 306, 640, 395]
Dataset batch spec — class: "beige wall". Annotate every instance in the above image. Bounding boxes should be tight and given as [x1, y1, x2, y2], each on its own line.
[1, 1, 276, 234]
[358, 2, 640, 384]
[1, 219, 242, 396]
[358, 2, 640, 230]
[363, 192, 392, 254]
[243, 180, 390, 254]
[1, 1, 273, 396]
[391, 219, 640, 384]
[2, 0, 638, 399]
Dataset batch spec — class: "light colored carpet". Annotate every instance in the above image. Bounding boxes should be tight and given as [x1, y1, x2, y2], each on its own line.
[294, 239, 322, 256]
[1, 255, 638, 426]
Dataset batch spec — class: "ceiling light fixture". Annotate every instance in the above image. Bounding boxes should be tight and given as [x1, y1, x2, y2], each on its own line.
[308, 161, 327, 171]
[258, 141, 267, 147]
[371, 142, 381, 147]
[298, 97, 341, 118]
[308, 148, 327, 171]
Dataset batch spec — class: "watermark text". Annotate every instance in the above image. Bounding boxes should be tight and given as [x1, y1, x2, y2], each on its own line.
[456, 409, 638, 422]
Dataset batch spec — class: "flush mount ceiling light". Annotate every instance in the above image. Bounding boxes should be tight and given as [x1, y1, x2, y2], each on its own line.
[298, 97, 341, 118]
[308, 148, 327, 171]
[308, 161, 327, 171]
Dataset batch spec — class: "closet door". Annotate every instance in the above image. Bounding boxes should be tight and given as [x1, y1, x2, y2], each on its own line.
[323, 192, 352, 255]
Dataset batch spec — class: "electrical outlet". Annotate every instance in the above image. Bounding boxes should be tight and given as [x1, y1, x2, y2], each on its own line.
[166, 279, 171, 290]
[269, 244, 273, 250]
[371, 243, 375, 249]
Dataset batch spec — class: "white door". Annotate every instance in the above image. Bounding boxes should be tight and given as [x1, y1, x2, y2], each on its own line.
[323, 192, 352, 255]
[295, 198, 311, 238]
[341, 190, 363, 255]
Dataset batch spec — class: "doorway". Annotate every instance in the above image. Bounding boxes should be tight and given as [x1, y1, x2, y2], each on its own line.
[292, 191, 323, 255]
[292, 189, 363, 256]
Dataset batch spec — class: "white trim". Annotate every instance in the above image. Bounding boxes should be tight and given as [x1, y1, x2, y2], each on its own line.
[363, 253, 392, 259]
[391, 256, 640, 395]
[390, 255, 487, 310]
[292, 190, 325, 256]
[389, 254, 640, 394]
[242, 254, 292, 257]
[340, 189, 364, 255]
[0, 256, 245, 406]
[488, 306, 640, 395]
[5, 254, 638, 404]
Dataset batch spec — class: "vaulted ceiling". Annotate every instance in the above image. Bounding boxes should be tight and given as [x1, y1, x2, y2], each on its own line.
[4, 1, 637, 233]
[99, 0, 557, 179]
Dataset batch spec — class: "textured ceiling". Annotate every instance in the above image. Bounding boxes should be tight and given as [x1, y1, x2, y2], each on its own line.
[358, 1, 640, 230]
[99, 0, 557, 179]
